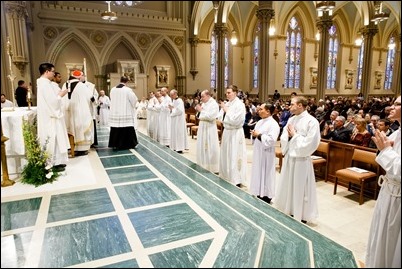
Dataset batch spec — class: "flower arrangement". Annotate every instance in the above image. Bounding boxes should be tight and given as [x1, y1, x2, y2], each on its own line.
[21, 119, 60, 187]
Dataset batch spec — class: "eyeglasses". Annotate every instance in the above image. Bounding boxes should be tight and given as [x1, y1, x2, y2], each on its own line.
[393, 102, 401, 106]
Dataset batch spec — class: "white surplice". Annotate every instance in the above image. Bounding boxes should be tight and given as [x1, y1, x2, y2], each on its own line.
[219, 97, 247, 185]
[274, 110, 321, 222]
[170, 97, 188, 151]
[36, 77, 69, 165]
[196, 97, 220, 173]
[158, 95, 172, 146]
[109, 84, 137, 127]
[98, 95, 111, 126]
[365, 128, 401, 268]
[249, 116, 280, 198]
[61, 79, 93, 151]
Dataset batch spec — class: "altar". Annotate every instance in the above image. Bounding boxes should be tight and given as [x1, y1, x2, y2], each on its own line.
[1, 107, 37, 176]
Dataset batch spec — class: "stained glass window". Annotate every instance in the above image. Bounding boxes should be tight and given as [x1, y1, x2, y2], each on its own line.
[356, 41, 364, 90]
[210, 30, 229, 89]
[211, 31, 217, 89]
[384, 36, 395, 90]
[327, 25, 338, 89]
[284, 16, 302, 89]
[253, 22, 261, 89]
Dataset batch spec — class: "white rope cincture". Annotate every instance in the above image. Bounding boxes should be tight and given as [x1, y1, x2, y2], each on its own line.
[378, 175, 401, 198]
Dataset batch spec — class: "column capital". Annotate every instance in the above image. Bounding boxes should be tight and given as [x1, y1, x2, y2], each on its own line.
[4, 1, 28, 19]
[214, 24, 228, 37]
[360, 25, 379, 39]
[256, 9, 275, 22]
[316, 15, 333, 32]
[189, 37, 199, 47]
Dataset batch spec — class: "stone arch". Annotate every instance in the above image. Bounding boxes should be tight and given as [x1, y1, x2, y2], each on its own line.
[101, 33, 145, 74]
[145, 36, 184, 77]
[47, 30, 100, 75]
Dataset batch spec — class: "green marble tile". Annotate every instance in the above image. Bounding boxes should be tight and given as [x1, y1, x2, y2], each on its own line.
[47, 188, 115, 223]
[39, 216, 131, 268]
[149, 240, 212, 268]
[99, 259, 139, 268]
[97, 148, 132, 157]
[100, 155, 142, 168]
[114, 180, 180, 209]
[1, 198, 42, 231]
[129, 203, 214, 248]
[1, 232, 33, 268]
[107, 165, 157, 184]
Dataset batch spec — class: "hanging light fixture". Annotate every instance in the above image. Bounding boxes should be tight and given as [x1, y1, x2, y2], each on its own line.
[371, 2, 389, 24]
[316, 1, 335, 17]
[112, 1, 143, 7]
[230, 30, 238, 45]
[101, 1, 117, 21]
[212, 1, 219, 10]
[269, 18, 276, 36]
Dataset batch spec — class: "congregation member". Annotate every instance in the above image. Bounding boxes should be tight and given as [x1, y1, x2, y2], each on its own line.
[61, 70, 93, 156]
[219, 85, 247, 187]
[15, 80, 29, 107]
[195, 89, 220, 173]
[249, 103, 280, 204]
[350, 116, 372, 147]
[275, 96, 321, 223]
[321, 115, 351, 143]
[365, 95, 400, 268]
[36, 63, 69, 172]
[168, 89, 188, 153]
[157, 87, 172, 146]
[108, 76, 138, 150]
[97, 90, 110, 126]
[1, 94, 13, 109]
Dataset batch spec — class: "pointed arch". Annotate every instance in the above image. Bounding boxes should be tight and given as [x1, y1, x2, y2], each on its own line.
[145, 36, 184, 77]
[47, 30, 100, 75]
[101, 33, 145, 74]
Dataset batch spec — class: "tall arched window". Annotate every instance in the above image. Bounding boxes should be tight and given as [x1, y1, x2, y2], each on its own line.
[356, 41, 364, 90]
[327, 25, 338, 89]
[210, 31, 217, 89]
[384, 36, 395, 90]
[210, 31, 229, 89]
[284, 16, 302, 89]
[253, 23, 261, 89]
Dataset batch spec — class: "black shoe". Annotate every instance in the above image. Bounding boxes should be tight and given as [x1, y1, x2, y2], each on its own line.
[55, 164, 66, 168]
[301, 220, 307, 224]
[236, 183, 242, 188]
[53, 166, 65, 172]
[176, 151, 183, 154]
[75, 151, 88, 156]
[262, 196, 272, 204]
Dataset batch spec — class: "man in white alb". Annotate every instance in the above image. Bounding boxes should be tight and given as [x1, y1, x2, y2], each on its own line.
[168, 89, 188, 153]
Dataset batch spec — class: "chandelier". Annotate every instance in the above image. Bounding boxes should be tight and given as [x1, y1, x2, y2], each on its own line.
[316, 1, 335, 17]
[101, 1, 117, 21]
[112, 1, 143, 7]
[371, 2, 389, 24]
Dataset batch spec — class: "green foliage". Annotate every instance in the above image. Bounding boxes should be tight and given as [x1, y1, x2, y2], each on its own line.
[20, 119, 59, 187]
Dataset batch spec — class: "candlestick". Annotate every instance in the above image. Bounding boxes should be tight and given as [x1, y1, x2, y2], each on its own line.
[83, 57, 87, 81]
[6, 36, 16, 111]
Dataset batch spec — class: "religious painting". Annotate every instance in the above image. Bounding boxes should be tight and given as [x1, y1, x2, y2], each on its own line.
[345, 69, 354, 89]
[117, 60, 139, 88]
[155, 65, 170, 87]
[310, 67, 317, 89]
[374, 71, 383, 90]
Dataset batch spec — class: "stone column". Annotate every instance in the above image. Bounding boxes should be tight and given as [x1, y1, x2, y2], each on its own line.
[4, 1, 29, 77]
[316, 12, 333, 101]
[256, 2, 274, 102]
[214, 23, 228, 100]
[189, 37, 199, 80]
[393, 34, 401, 95]
[360, 24, 378, 100]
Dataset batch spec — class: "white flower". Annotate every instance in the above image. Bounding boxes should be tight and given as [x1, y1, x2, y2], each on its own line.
[46, 171, 54, 179]
[45, 164, 53, 170]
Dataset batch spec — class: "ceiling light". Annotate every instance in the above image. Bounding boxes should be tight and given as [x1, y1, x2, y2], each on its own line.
[112, 1, 143, 7]
[101, 1, 117, 21]
[316, 1, 335, 17]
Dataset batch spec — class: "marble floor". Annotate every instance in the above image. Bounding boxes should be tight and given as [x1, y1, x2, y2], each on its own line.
[1, 119, 376, 268]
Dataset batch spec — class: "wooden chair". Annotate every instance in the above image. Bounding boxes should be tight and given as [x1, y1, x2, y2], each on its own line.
[186, 114, 197, 134]
[216, 120, 223, 141]
[191, 125, 199, 139]
[312, 141, 329, 181]
[68, 133, 75, 158]
[275, 146, 283, 173]
[334, 148, 379, 205]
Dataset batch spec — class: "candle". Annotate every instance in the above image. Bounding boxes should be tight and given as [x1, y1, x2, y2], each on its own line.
[27, 91, 31, 99]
